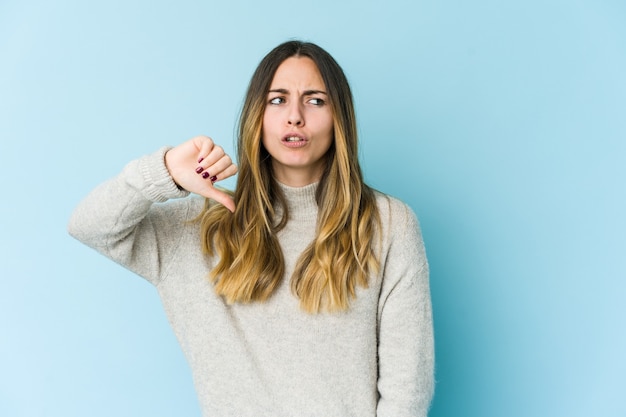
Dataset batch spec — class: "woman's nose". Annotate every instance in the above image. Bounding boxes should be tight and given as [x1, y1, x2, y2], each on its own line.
[287, 103, 304, 126]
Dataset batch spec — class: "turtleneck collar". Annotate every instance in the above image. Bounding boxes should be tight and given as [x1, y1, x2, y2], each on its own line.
[276, 181, 319, 219]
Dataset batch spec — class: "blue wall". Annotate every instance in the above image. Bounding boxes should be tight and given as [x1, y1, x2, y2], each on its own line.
[1, 1, 624, 416]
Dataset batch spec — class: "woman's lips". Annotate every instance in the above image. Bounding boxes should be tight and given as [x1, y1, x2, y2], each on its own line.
[282, 134, 308, 148]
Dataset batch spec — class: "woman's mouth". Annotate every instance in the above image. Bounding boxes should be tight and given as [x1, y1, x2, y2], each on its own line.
[282, 134, 308, 147]
[285, 136, 304, 142]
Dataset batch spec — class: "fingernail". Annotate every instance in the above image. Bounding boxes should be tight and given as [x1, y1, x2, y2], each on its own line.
[197, 157, 204, 163]
[210, 175, 218, 183]
[195, 166, 204, 174]
[201, 171, 210, 179]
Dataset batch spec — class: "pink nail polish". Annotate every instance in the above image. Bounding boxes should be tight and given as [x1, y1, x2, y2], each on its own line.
[195, 166, 204, 174]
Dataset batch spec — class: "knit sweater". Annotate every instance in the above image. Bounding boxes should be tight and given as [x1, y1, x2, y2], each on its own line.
[67, 147, 434, 417]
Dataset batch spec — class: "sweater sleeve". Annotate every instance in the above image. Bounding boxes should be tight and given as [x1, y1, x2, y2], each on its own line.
[67, 147, 192, 285]
[376, 201, 435, 417]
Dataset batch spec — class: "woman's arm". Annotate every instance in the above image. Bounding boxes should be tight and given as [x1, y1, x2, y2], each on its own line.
[377, 201, 435, 417]
[67, 136, 237, 284]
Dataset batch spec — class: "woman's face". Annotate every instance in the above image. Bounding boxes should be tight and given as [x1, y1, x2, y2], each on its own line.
[262, 56, 334, 187]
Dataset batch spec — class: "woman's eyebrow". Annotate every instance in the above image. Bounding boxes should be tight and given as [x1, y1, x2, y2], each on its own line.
[268, 88, 327, 95]
[303, 89, 327, 96]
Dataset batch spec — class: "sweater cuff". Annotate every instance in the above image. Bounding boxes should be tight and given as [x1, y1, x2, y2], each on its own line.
[138, 146, 190, 202]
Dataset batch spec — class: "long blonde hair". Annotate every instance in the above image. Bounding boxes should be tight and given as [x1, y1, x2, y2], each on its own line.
[199, 41, 380, 313]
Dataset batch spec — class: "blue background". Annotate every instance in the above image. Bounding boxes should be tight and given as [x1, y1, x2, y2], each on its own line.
[1, 0, 624, 416]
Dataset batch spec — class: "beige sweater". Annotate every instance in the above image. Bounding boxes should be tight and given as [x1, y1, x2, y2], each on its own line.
[68, 147, 434, 417]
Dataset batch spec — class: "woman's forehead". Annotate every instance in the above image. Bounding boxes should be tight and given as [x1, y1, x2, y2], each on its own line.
[269, 57, 326, 91]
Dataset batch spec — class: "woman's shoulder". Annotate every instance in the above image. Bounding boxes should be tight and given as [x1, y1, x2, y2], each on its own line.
[373, 190, 418, 222]
[371, 189, 424, 245]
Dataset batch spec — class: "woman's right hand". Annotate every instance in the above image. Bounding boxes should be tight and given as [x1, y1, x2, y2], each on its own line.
[165, 136, 238, 212]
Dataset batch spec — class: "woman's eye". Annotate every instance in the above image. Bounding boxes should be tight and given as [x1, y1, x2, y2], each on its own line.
[308, 98, 325, 106]
[269, 97, 284, 105]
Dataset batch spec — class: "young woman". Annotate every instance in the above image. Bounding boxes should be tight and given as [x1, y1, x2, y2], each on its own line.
[68, 40, 434, 416]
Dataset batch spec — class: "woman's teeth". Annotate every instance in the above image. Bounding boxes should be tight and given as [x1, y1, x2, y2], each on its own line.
[286, 137, 303, 142]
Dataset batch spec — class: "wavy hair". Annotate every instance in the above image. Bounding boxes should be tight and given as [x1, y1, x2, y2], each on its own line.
[198, 40, 380, 313]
